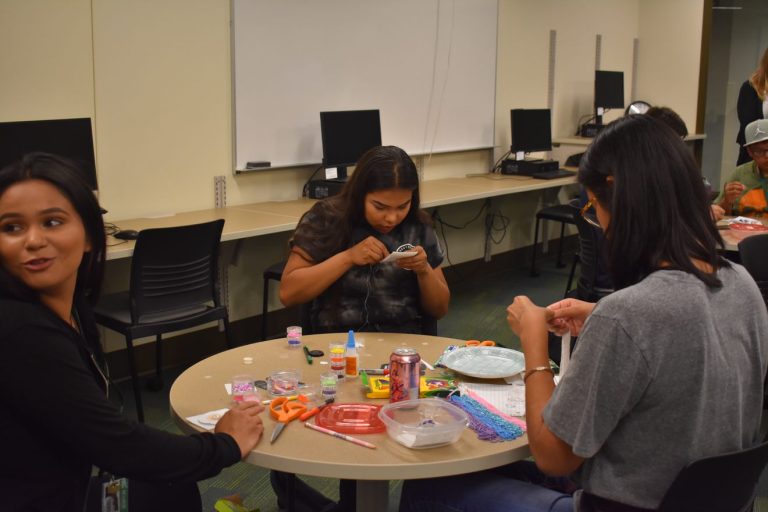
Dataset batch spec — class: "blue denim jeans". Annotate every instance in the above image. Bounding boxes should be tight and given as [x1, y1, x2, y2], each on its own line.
[399, 461, 575, 512]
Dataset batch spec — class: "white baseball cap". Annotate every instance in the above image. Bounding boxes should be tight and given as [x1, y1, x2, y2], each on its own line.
[744, 119, 768, 147]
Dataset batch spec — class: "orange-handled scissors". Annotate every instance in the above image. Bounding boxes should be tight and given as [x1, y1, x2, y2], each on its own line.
[466, 340, 496, 347]
[270, 396, 307, 443]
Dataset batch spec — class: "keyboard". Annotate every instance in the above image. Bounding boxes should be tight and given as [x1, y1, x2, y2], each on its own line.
[531, 169, 576, 180]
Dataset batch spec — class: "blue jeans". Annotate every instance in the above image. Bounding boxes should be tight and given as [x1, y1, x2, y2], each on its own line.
[399, 461, 575, 512]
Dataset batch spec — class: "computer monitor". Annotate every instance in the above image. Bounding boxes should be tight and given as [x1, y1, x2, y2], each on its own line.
[510, 108, 552, 157]
[319, 109, 382, 180]
[0, 118, 98, 191]
[594, 70, 624, 123]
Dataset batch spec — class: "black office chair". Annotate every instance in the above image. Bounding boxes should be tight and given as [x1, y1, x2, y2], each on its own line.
[262, 260, 287, 340]
[299, 301, 437, 337]
[94, 220, 233, 423]
[655, 440, 768, 512]
[420, 314, 438, 336]
[530, 200, 578, 276]
[738, 234, 768, 410]
[564, 204, 613, 302]
[739, 234, 768, 309]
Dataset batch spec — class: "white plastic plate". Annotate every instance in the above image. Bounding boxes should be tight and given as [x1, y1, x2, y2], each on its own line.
[442, 346, 525, 379]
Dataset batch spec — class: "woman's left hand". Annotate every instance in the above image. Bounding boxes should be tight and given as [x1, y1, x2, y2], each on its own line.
[396, 245, 431, 275]
[506, 296, 552, 339]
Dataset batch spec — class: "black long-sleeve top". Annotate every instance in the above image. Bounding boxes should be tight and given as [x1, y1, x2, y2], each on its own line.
[736, 80, 764, 165]
[0, 297, 241, 512]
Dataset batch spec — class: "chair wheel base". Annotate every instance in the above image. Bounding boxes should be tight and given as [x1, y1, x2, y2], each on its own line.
[146, 375, 164, 392]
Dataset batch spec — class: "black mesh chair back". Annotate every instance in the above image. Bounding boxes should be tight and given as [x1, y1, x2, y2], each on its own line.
[420, 314, 438, 336]
[567, 205, 613, 302]
[94, 219, 232, 422]
[738, 234, 768, 412]
[739, 234, 768, 309]
[655, 440, 768, 512]
[300, 302, 437, 336]
[129, 220, 225, 324]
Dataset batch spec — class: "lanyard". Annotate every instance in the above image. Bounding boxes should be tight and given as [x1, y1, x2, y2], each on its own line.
[72, 308, 109, 398]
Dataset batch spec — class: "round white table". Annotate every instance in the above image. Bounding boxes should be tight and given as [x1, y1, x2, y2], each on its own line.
[170, 333, 530, 512]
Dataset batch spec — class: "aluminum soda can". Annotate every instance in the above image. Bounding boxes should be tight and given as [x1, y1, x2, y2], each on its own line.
[389, 348, 421, 403]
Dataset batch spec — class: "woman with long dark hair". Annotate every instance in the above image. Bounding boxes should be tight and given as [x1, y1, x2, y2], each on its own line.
[280, 145, 449, 333]
[276, 145, 449, 512]
[736, 47, 768, 165]
[400, 115, 768, 511]
[0, 153, 265, 511]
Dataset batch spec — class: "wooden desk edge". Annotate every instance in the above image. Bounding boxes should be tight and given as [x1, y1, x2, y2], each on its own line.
[170, 406, 531, 481]
[106, 175, 578, 260]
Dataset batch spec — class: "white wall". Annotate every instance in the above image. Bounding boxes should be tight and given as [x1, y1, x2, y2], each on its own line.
[1, 0, 707, 349]
[0, 0, 94, 122]
[496, 0, 640, 155]
[636, 0, 704, 132]
[720, 4, 768, 183]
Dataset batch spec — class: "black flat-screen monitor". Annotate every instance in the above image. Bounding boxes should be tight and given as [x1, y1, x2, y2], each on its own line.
[320, 109, 382, 180]
[0, 118, 98, 191]
[595, 70, 624, 110]
[510, 108, 552, 154]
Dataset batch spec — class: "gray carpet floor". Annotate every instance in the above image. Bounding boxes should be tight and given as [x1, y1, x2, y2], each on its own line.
[114, 248, 768, 511]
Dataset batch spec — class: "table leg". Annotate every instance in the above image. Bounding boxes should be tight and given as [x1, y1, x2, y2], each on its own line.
[356, 480, 390, 512]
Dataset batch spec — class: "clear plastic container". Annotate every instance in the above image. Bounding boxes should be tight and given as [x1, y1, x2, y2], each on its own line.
[287, 325, 302, 348]
[378, 398, 468, 449]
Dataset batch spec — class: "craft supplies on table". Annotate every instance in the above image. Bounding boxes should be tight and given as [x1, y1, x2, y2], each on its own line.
[362, 374, 456, 399]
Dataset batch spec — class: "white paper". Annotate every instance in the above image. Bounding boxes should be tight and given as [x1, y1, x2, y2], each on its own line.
[186, 408, 229, 430]
[380, 251, 417, 264]
[324, 167, 338, 179]
[460, 381, 526, 417]
[560, 332, 571, 378]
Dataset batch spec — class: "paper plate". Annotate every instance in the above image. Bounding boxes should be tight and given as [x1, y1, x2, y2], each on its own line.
[442, 346, 525, 379]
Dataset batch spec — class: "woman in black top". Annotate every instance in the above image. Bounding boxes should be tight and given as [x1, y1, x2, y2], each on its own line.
[736, 47, 768, 165]
[0, 153, 265, 511]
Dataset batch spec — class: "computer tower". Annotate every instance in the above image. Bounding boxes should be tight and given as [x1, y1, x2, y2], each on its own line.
[307, 179, 346, 199]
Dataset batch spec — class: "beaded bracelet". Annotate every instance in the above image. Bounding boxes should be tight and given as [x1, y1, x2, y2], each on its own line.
[523, 366, 554, 383]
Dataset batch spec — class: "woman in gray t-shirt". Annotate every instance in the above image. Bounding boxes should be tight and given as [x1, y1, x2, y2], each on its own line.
[400, 115, 768, 512]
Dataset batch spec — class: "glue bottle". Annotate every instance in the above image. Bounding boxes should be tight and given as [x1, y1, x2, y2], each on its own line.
[344, 329, 358, 378]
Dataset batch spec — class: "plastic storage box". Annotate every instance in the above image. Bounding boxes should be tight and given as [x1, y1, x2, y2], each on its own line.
[378, 398, 468, 449]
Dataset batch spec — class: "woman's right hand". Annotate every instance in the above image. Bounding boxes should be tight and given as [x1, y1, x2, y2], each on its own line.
[723, 181, 746, 206]
[215, 402, 265, 459]
[546, 298, 596, 336]
[347, 236, 389, 265]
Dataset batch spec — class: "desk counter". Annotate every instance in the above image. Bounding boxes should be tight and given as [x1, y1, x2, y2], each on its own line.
[106, 175, 577, 260]
[553, 133, 706, 147]
[106, 206, 301, 260]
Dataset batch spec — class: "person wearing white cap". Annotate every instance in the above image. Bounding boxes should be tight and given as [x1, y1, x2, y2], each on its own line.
[714, 118, 768, 218]
[735, 48, 768, 166]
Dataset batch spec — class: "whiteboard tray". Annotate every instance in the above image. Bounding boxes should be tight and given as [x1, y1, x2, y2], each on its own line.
[442, 347, 525, 379]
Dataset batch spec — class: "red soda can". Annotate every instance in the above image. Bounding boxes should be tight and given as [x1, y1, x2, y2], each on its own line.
[389, 348, 421, 403]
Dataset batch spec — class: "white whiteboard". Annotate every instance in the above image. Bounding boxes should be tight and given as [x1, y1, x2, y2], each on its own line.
[232, 0, 498, 170]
